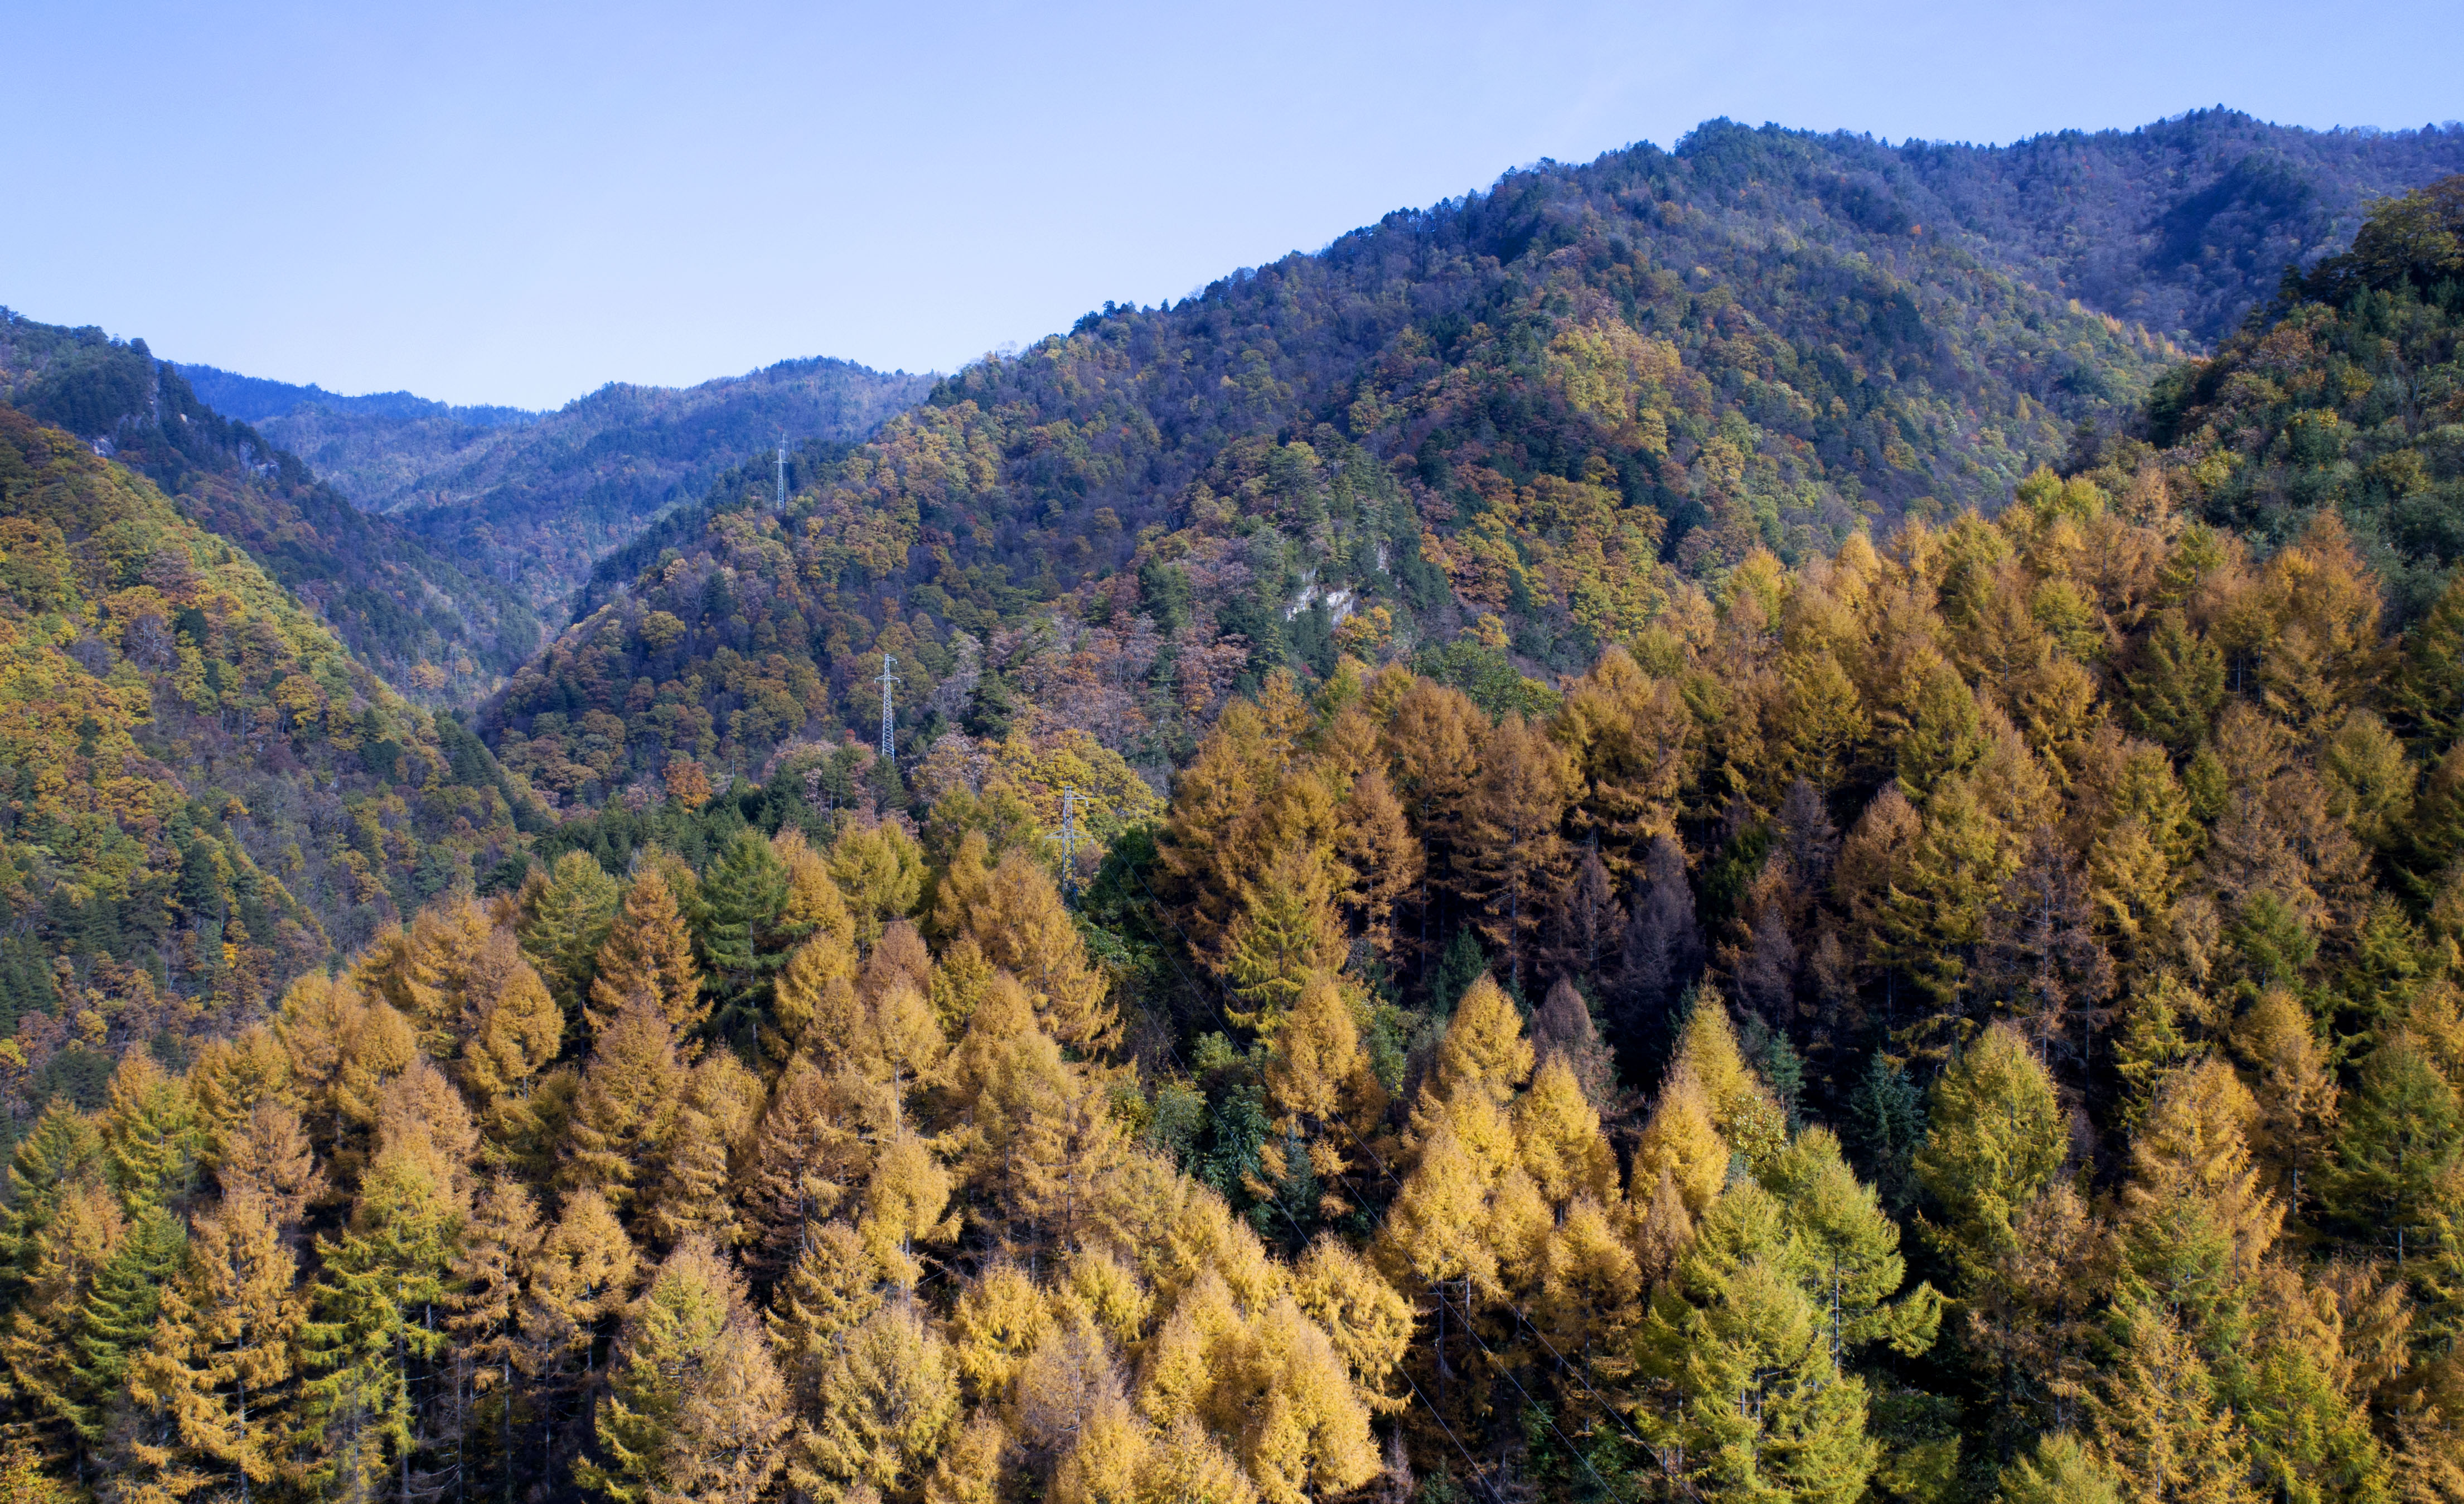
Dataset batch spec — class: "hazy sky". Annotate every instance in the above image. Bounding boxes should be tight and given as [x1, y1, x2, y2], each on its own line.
[8, 1, 2458, 409]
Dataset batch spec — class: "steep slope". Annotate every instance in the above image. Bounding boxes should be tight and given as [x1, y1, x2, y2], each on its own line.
[483, 123, 2185, 804]
[1864, 108, 2464, 343]
[0, 315, 541, 701]
[0, 404, 535, 1086]
[2153, 173, 2464, 616]
[483, 116, 2464, 810]
[214, 355, 934, 611]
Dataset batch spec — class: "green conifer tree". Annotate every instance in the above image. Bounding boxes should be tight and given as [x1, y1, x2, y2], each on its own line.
[695, 830, 793, 1050]
[1632, 1182, 1880, 1504]
[1913, 1022, 2066, 1285]
[298, 1142, 466, 1503]
[521, 850, 623, 1019]
[68, 1203, 187, 1444]
[2324, 1034, 2463, 1264]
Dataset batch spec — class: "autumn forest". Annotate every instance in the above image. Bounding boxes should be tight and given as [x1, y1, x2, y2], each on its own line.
[3, 118, 2464, 1504]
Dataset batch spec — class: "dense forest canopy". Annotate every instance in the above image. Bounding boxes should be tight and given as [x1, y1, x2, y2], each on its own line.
[481, 118, 2464, 813]
[0, 404, 538, 1108]
[1856, 108, 2464, 344]
[2152, 172, 2464, 613]
[6, 126, 2464, 1504]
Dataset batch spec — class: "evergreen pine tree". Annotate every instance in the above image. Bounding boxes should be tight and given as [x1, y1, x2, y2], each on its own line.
[1, 1178, 123, 1471]
[0, 1103, 105, 1300]
[1845, 1052, 1926, 1215]
[67, 1203, 187, 1444]
[696, 829, 794, 1053]
[1913, 1021, 2066, 1285]
[1764, 1127, 1942, 1362]
[1632, 1182, 1880, 1504]
[298, 1138, 466, 1504]
[520, 850, 622, 1019]
[2124, 612, 2228, 754]
[1219, 845, 1346, 1033]
[2324, 1034, 2463, 1264]
[2392, 569, 2464, 753]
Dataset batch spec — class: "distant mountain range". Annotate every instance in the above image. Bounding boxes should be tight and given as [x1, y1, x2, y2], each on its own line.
[195, 356, 934, 611]
[0, 312, 543, 700]
[178, 365, 542, 429]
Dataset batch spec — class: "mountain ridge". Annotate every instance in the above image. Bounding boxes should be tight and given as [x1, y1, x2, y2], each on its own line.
[0, 312, 543, 702]
[175, 363, 541, 429]
[481, 109, 2464, 806]
[238, 354, 936, 612]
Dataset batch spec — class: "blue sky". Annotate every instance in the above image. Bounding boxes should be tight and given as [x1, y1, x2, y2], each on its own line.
[8, 1, 2458, 409]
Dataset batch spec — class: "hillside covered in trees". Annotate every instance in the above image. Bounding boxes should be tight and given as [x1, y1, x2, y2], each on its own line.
[12, 438, 2464, 1502]
[481, 116, 2464, 809]
[0, 315, 544, 703]
[4, 124, 2464, 1504]
[0, 404, 539, 1109]
[208, 356, 935, 612]
[2153, 172, 2464, 615]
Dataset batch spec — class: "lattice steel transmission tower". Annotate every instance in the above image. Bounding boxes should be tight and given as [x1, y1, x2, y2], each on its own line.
[776, 433, 788, 511]
[1061, 785, 1077, 903]
[878, 656, 900, 763]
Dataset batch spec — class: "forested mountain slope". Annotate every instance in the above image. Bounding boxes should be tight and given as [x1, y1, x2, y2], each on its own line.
[8, 427, 2464, 1502]
[2153, 173, 2464, 613]
[8, 129, 2464, 1504]
[0, 404, 536, 1108]
[216, 355, 935, 611]
[487, 116, 2462, 809]
[0, 315, 541, 701]
[1870, 108, 2464, 343]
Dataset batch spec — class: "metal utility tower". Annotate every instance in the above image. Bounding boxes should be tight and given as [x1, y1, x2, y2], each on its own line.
[1061, 785, 1077, 903]
[776, 434, 788, 511]
[878, 656, 900, 762]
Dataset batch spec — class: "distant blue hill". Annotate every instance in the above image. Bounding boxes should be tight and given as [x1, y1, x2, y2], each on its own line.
[173, 363, 541, 429]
